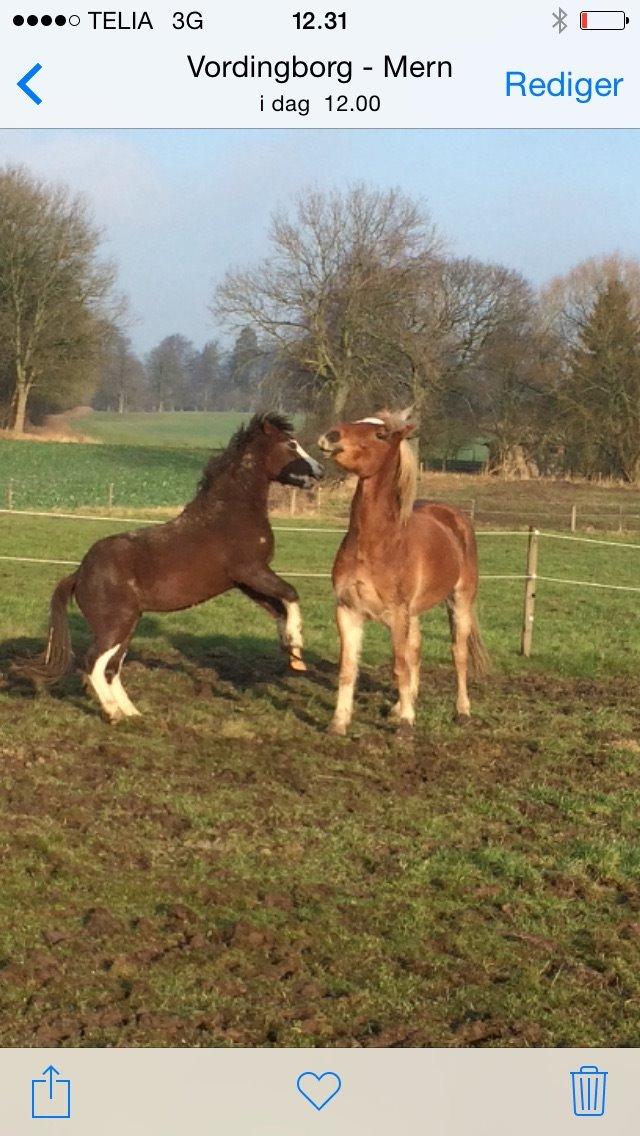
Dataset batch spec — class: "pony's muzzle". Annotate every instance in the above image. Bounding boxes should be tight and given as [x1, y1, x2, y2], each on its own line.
[307, 455, 325, 480]
[318, 430, 342, 456]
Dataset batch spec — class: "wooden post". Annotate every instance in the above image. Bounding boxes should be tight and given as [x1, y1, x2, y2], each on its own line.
[470, 498, 476, 522]
[107, 483, 114, 510]
[619, 505, 624, 534]
[520, 527, 539, 658]
[316, 487, 322, 514]
[570, 504, 577, 533]
[7, 478, 14, 510]
[290, 488, 297, 518]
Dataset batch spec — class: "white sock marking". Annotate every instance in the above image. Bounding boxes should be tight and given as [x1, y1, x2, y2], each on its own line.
[88, 643, 121, 719]
[110, 659, 141, 718]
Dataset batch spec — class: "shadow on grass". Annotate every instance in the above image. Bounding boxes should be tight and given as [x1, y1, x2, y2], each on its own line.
[0, 614, 392, 728]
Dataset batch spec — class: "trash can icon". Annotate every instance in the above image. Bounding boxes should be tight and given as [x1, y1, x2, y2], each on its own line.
[571, 1065, 607, 1117]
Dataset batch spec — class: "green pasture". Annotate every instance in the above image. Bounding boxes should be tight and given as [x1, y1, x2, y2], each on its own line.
[0, 513, 639, 1046]
[0, 438, 209, 511]
[70, 411, 248, 449]
[1, 514, 639, 677]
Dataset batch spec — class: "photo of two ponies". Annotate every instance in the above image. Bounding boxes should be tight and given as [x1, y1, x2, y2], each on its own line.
[0, 127, 638, 1048]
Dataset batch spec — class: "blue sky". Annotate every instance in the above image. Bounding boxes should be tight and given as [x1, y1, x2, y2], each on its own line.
[0, 129, 638, 352]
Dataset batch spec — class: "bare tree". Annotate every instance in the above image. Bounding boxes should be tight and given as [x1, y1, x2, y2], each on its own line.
[541, 253, 640, 348]
[146, 334, 195, 411]
[93, 326, 147, 413]
[214, 184, 442, 418]
[0, 166, 118, 433]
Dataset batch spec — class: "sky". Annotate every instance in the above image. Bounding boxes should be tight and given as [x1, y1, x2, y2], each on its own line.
[0, 128, 638, 353]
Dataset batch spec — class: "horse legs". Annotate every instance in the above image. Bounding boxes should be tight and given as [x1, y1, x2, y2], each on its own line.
[85, 616, 139, 723]
[328, 604, 364, 736]
[447, 590, 472, 720]
[106, 633, 141, 718]
[238, 584, 305, 671]
[390, 610, 416, 730]
[235, 568, 306, 671]
[390, 616, 421, 719]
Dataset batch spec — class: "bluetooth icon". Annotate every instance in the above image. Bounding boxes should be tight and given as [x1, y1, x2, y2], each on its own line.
[552, 7, 568, 32]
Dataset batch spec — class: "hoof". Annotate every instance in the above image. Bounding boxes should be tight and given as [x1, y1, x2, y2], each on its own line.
[327, 720, 347, 736]
[289, 657, 308, 673]
[454, 712, 471, 727]
[396, 719, 415, 738]
[105, 709, 124, 726]
[387, 702, 402, 720]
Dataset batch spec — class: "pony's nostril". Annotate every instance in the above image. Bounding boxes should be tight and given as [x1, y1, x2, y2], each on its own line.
[326, 430, 341, 445]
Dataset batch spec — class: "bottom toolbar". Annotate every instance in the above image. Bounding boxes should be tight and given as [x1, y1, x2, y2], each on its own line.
[1, 1049, 636, 1134]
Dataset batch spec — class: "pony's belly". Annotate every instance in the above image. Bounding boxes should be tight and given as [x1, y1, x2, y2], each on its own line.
[142, 566, 230, 611]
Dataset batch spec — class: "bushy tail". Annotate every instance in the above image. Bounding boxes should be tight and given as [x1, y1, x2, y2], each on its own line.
[15, 572, 77, 685]
[468, 610, 490, 679]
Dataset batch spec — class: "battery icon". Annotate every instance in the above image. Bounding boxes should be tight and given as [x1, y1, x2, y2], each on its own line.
[580, 10, 629, 28]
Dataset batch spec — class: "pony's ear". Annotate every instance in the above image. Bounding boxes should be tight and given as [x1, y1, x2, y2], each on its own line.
[261, 416, 279, 436]
[395, 407, 417, 438]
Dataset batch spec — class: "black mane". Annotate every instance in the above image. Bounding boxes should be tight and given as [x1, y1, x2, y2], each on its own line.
[197, 413, 294, 495]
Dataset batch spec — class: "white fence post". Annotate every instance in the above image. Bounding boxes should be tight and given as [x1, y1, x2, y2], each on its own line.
[520, 527, 540, 658]
[570, 504, 577, 533]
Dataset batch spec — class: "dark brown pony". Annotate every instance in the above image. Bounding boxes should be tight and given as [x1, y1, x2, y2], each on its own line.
[318, 409, 488, 735]
[19, 413, 323, 721]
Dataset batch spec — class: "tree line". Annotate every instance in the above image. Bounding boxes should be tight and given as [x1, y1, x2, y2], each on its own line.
[93, 326, 267, 414]
[1, 165, 639, 482]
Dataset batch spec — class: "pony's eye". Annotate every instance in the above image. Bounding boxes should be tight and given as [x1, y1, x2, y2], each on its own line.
[376, 430, 389, 440]
[288, 440, 298, 451]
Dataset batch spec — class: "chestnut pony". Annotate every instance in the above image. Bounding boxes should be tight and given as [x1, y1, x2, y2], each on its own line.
[318, 409, 488, 735]
[19, 414, 323, 721]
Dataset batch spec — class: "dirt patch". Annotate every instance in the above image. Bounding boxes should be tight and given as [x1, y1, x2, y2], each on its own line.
[3, 406, 100, 444]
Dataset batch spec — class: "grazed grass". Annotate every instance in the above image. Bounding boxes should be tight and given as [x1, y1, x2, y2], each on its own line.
[0, 516, 639, 1047]
[69, 411, 248, 450]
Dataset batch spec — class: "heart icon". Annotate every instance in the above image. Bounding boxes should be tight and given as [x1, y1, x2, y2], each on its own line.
[296, 1071, 342, 1111]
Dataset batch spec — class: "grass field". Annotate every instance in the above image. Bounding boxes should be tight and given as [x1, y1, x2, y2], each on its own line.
[0, 438, 210, 511]
[3, 414, 640, 530]
[69, 411, 248, 449]
[1, 512, 639, 1046]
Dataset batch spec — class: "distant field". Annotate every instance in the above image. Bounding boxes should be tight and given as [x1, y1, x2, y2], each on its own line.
[0, 438, 209, 511]
[2, 407, 640, 522]
[69, 411, 248, 449]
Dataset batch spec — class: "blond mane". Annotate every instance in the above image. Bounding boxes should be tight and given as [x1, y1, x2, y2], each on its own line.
[376, 408, 418, 524]
[396, 439, 418, 523]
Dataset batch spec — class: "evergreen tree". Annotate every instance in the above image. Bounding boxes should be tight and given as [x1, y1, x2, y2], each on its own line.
[562, 279, 640, 482]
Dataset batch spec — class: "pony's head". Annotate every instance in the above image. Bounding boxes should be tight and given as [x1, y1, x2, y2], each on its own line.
[318, 408, 417, 520]
[260, 413, 324, 489]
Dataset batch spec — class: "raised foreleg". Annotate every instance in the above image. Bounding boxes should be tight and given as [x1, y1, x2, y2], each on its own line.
[235, 568, 306, 671]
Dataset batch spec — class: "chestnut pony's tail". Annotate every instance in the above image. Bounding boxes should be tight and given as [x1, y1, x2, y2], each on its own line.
[14, 572, 77, 685]
[468, 610, 491, 679]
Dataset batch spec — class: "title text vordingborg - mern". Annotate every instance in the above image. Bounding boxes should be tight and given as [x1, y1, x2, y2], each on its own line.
[187, 55, 454, 83]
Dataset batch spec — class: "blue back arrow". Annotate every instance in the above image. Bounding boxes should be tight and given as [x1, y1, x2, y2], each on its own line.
[18, 63, 43, 105]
